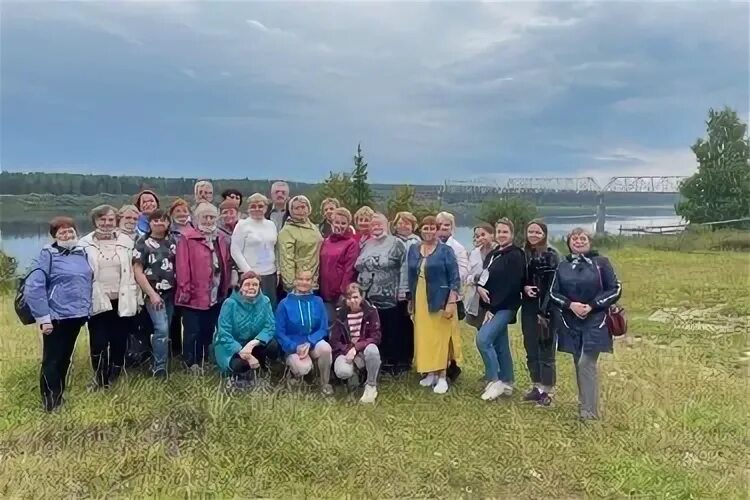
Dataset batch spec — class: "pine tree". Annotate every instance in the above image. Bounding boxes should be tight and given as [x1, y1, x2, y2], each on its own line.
[350, 143, 373, 213]
[386, 185, 417, 220]
[677, 107, 750, 225]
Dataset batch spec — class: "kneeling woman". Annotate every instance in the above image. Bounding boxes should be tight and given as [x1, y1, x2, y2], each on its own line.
[407, 216, 462, 394]
[549, 228, 622, 420]
[25, 217, 93, 411]
[330, 283, 382, 403]
[275, 271, 333, 395]
[214, 272, 276, 385]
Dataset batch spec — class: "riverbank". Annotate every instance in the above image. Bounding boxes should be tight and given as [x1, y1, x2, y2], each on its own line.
[1, 248, 748, 497]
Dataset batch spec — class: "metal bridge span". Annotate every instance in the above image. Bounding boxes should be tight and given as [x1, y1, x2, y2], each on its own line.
[440, 176, 687, 233]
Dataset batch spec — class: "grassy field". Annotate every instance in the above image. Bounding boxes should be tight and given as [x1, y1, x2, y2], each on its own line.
[1, 248, 748, 498]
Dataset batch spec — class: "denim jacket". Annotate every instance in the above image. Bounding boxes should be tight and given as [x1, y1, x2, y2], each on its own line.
[407, 242, 460, 313]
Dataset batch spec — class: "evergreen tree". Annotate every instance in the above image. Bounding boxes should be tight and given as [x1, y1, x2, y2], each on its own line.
[677, 107, 750, 225]
[350, 143, 373, 213]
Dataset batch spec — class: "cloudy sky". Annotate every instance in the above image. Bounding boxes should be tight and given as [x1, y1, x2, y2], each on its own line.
[1, 1, 748, 184]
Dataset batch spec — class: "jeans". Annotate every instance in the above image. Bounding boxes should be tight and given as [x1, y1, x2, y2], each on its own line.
[182, 303, 222, 367]
[475, 309, 515, 384]
[521, 303, 556, 390]
[40, 317, 86, 410]
[146, 296, 175, 373]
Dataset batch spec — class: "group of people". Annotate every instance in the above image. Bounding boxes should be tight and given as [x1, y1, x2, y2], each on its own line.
[24, 180, 622, 420]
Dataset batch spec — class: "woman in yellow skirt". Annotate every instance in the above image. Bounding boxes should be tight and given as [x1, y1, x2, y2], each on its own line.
[406, 216, 463, 394]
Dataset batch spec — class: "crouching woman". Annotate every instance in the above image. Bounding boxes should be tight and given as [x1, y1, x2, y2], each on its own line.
[549, 227, 622, 420]
[275, 271, 333, 395]
[214, 272, 276, 385]
[330, 283, 382, 403]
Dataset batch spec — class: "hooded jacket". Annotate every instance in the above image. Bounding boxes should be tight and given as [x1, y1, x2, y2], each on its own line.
[174, 227, 232, 310]
[549, 252, 622, 355]
[319, 228, 360, 303]
[274, 292, 329, 354]
[24, 244, 93, 325]
[79, 231, 139, 317]
[329, 299, 381, 357]
[276, 218, 323, 291]
[213, 290, 275, 373]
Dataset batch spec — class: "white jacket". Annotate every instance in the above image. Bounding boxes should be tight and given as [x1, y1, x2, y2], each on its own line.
[446, 236, 470, 299]
[79, 231, 139, 317]
[230, 217, 278, 276]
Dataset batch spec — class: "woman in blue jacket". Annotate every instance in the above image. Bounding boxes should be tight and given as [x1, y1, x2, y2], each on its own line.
[275, 270, 333, 395]
[214, 272, 276, 389]
[24, 217, 93, 412]
[549, 227, 622, 420]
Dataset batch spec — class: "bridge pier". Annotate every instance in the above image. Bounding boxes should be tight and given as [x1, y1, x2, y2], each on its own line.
[596, 193, 606, 234]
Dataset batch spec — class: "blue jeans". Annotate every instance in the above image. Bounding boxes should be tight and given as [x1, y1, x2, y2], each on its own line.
[146, 297, 175, 373]
[476, 309, 515, 384]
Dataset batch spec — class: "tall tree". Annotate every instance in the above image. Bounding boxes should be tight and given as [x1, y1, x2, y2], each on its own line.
[478, 197, 537, 245]
[350, 143, 374, 213]
[310, 171, 355, 223]
[677, 107, 750, 225]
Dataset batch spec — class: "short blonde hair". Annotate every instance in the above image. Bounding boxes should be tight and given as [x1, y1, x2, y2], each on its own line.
[247, 192, 269, 207]
[194, 180, 213, 199]
[436, 211, 456, 227]
[371, 212, 388, 225]
[320, 198, 340, 212]
[118, 204, 139, 219]
[289, 195, 312, 213]
[393, 211, 418, 231]
[332, 207, 352, 224]
[354, 206, 375, 221]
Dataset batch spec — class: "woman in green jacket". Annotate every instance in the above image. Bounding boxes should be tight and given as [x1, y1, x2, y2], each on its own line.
[214, 272, 276, 386]
[277, 195, 324, 293]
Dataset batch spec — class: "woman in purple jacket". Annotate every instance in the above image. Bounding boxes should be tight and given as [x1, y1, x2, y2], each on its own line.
[175, 202, 232, 374]
[24, 217, 93, 412]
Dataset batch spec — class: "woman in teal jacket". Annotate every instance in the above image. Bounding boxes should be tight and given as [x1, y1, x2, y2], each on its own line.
[275, 270, 333, 395]
[214, 272, 276, 382]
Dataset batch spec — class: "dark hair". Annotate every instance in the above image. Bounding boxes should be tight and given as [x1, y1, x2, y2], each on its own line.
[49, 216, 77, 238]
[524, 218, 549, 252]
[420, 215, 437, 227]
[221, 188, 243, 206]
[90, 204, 117, 225]
[147, 209, 170, 223]
[134, 189, 160, 211]
[473, 223, 494, 236]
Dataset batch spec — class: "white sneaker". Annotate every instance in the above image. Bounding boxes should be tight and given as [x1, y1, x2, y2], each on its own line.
[419, 373, 437, 387]
[481, 381, 508, 401]
[360, 385, 378, 404]
[433, 378, 449, 394]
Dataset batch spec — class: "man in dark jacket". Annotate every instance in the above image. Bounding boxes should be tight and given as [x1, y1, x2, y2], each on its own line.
[329, 283, 381, 403]
[265, 180, 290, 232]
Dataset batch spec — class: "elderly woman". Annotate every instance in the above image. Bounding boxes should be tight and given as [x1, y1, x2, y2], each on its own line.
[231, 193, 279, 306]
[330, 283, 381, 403]
[465, 223, 496, 329]
[356, 213, 408, 375]
[117, 205, 140, 241]
[549, 228, 622, 420]
[407, 216, 462, 394]
[319, 207, 359, 320]
[24, 217, 92, 411]
[218, 199, 240, 237]
[175, 202, 232, 374]
[318, 197, 340, 238]
[214, 272, 276, 388]
[169, 198, 192, 240]
[353, 206, 375, 247]
[277, 195, 323, 293]
[475, 218, 526, 401]
[194, 180, 214, 205]
[521, 219, 560, 407]
[134, 189, 159, 237]
[79, 205, 140, 390]
[275, 271, 333, 395]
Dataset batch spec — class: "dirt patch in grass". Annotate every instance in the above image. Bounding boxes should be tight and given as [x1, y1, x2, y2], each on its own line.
[647, 305, 748, 335]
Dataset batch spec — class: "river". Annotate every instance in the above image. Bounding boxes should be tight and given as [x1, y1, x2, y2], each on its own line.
[1, 211, 681, 270]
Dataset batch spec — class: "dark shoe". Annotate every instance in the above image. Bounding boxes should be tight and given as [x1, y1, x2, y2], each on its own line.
[523, 387, 542, 402]
[153, 368, 168, 379]
[536, 392, 553, 407]
[446, 361, 461, 382]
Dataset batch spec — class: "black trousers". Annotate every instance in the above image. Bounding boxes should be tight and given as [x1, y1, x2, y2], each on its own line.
[170, 306, 183, 356]
[378, 303, 414, 372]
[228, 342, 278, 373]
[40, 317, 86, 410]
[182, 303, 222, 367]
[88, 301, 132, 386]
[521, 302, 556, 388]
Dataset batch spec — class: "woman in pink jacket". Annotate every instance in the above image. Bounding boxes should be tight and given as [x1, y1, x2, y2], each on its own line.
[175, 202, 232, 374]
[319, 207, 360, 321]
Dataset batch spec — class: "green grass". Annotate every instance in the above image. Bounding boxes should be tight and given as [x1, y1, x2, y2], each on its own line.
[1, 249, 748, 498]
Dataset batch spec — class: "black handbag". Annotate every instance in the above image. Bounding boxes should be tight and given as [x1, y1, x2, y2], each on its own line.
[457, 300, 466, 321]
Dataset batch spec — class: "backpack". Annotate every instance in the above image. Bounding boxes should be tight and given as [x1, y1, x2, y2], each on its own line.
[15, 250, 52, 325]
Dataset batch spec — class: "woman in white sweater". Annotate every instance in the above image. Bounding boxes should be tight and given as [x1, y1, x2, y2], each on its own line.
[231, 193, 279, 307]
